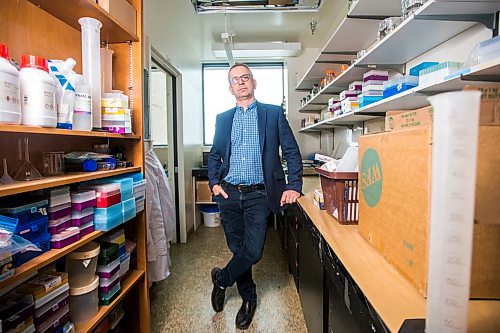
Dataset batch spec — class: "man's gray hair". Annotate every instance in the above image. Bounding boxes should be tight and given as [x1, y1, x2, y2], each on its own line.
[228, 63, 253, 83]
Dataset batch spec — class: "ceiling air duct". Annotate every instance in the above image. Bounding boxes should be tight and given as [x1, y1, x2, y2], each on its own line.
[192, 0, 322, 14]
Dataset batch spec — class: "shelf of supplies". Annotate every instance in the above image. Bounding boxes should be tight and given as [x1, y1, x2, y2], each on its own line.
[299, 91, 336, 113]
[356, 88, 429, 114]
[75, 270, 144, 333]
[332, 111, 381, 123]
[296, 53, 356, 91]
[323, 65, 371, 94]
[296, 17, 380, 90]
[0, 125, 141, 140]
[0, 167, 141, 197]
[299, 118, 349, 132]
[27, 0, 139, 43]
[0, 230, 104, 289]
[299, 104, 326, 113]
[357, 1, 476, 66]
[348, 0, 403, 17]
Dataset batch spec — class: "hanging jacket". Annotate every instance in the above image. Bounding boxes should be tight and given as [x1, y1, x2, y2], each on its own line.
[145, 147, 176, 282]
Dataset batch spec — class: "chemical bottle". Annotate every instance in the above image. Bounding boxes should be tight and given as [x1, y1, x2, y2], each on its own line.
[73, 74, 92, 131]
[20, 54, 57, 127]
[48, 58, 77, 129]
[0, 44, 21, 124]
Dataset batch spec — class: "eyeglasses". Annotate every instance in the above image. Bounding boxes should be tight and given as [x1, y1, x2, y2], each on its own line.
[230, 74, 252, 85]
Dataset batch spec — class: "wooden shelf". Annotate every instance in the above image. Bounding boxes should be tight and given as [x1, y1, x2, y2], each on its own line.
[348, 0, 403, 17]
[27, 0, 139, 43]
[299, 194, 500, 333]
[0, 125, 141, 140]
[75, 270, 145, 333]
[0, 230, 104, 289]
[0, 167, 142, 197]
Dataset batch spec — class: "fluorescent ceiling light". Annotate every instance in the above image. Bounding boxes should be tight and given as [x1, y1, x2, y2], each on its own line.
[212, 42, 301, 58]
[193, 0, 322, 14]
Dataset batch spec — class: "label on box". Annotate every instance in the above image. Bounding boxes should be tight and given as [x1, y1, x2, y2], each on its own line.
[31, 274, 62, 291]
[360, 148, 383, 207]
[385, 106, 433, 132]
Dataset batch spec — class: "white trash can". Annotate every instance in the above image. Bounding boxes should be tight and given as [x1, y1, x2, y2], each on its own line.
[201, 205, 221, 227]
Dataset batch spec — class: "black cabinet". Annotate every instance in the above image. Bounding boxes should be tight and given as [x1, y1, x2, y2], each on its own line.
[285, 205, 301, 289]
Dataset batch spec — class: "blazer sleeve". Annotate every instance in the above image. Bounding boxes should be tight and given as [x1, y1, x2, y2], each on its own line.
[277, 107, 303, 193]
[208, 114, 223, 191]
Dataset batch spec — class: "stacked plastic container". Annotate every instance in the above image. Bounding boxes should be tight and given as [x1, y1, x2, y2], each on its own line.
[71, 189, 96, 237]
[132, 173, 146, 213]
[359, 70, 388, 108]
[327, 97, 341, 118]
[418, 61, 463, 87]
[109, 176, 136, 223]
[0, 198, 50, 268]
[101, 91, 131, 134]
[82, 183, 123, 231]
[96, 242, 122, 305]
[0, 291, 35, 333]
[48, 187, 81, 249]
[339, 81, 361, 114]
[107, 302, 125, 333]
[66, 242, 100, 323]
[383, 75, 419, 98]
[101, 230, 130, 280]
[17, 271, 71, 333]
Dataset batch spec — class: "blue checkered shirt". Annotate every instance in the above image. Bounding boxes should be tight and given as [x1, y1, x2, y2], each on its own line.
[224, 100, 264, 185]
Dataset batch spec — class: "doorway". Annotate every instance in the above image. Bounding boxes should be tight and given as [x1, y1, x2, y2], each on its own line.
[145, 48, 181, 243]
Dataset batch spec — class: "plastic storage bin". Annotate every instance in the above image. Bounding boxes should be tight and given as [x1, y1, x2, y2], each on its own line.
[383, 75, 419, 98]
[0, 293, 35, 333]
[17, 271, 68, 305]
[48, 191, 70, 208]
[315, 168, 359, 225]
[363, 70, 388, 82]
[13, 232, 51, 267]
[359, 95, 383, 108]
[66, 242, 100, 288]
[108, 177, 134, 201]
[79, 222, 95, 237]
[136, 199, 145, 213]
[70, 207, 94, 227]
[130, 172, 143, 183]
[99, 282, 121, 306]
[0, 198, 48, 226]
[82, 183, 121, 208]
[200, 206, 221, 228]
[36, 304, 70, 332]
[119, 253, 130, 278]
[100, 229, 125, 245]
[47, 202, 71, 221]
[97, 257, 120, 279]
[122, 197, 136, 223]
[15, 215, 49, 242]
[97, 242, 119, 266]
[418, 61, 463, 87]
[70, 190, 96, 211]
[48, 215, 71, 235]
[94, 203, 122, 231]
[34, 291, 68, 326]
[0, 254, 14, 281]
[68, 275, 99, 323]
[99, 270, 120, 294]
[50, 227, 80, 249]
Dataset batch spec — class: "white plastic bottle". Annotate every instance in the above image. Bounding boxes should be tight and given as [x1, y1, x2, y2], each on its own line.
[73, 74, 92, 131]
[20, 54, 57, 127]
[0, 44, 21, 124]
[48, 58, 77, 129]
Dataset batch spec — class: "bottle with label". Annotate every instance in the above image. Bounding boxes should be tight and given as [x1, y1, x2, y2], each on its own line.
[48, 58, 77, 129]
[73, 74, 92, 131]
[20, 54, 57, 127]
[0, 44, 21, 124]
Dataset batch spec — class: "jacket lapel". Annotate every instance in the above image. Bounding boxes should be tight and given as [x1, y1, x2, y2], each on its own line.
[257, 102, 267, 154]
[224, 107, 237, 162]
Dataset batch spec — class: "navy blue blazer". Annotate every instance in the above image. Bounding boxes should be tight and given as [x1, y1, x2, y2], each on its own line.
[208, 101, 303, 214]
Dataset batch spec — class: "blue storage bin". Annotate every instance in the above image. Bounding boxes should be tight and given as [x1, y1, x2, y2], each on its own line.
[95, 203, 123, 231]
[359, 95, 384, 108]
[13, 233, 51, 268]
[0, 198, 48, 226]
[409, 62, 439, 76]
[15, 216, 49, 243]
[122, 198, 136, 223]
[96, 177, 134, 201]
[130, 173, 143, 183]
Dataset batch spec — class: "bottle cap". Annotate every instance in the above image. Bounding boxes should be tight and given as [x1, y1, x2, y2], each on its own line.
[21, 54, 49, 72]
[0, 44, 9, 60]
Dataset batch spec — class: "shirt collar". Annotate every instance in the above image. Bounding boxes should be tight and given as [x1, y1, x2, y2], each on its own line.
[236, 100, 257, 112]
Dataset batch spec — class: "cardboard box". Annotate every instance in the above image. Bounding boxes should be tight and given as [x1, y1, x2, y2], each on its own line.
[363, 117, 385, 135]
[385, 106, 433, 132]
[464, 85, 500, 126]
[358, 127, 500, 298]
[196, 180, 212, 202]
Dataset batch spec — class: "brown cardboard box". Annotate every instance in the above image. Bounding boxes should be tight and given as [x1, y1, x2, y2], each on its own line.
[358, 127, 500, 298]
[196, 180, 212, 202]
[385, 106, 433, 132]
[363, 117, 385, 135]
[108, 0, 137, 35]
[464, 85, 500, 126]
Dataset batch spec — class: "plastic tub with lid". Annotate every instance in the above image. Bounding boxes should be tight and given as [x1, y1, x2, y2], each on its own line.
[65, 242, 100, 288]
[79, 221, 94, 237]
[70, 207, 94, 227]
[15, 215, 49, 242]
[98, 270, 120, 294]
[94, 203, 122, 231]
[122, 197, 136, 223]
[0, 293, 34, 332]
[50, 227, 80, 249]
[119, 252, 130, 278]
[34, 290, 68, 326]
[68, 275, 99, 323]
[99, 281, 120, 306]
[0, 198, 48, 226]
[108, 177, 134, 201]
[100, 229, 125, 246]
[19, 55, 57, 127]
[47, 202, 71, 221]
[70, 190, 96, 211]
[97, 257, 120, 279]
[48, 215, 71, 235]
[0, 44, 21, 124]
[36, 303, 70, 332]
[97, 242, 119, 266]
[133, 179, 146, 193]
[136, 199, 145, 213]
[130, 173, 143, 183]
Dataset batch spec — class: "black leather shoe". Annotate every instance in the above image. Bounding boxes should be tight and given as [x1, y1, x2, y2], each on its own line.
[211, 267, 225, 312]
[235, 300, 257, 330]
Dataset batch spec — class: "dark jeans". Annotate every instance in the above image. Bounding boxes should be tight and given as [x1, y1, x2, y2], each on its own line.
[214, 184, 270, 302]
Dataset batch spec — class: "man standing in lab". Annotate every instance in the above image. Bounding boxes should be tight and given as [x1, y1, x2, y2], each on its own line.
[208, 63, 303, 329]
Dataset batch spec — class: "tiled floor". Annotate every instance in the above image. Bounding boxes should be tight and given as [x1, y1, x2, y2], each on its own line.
[150, 224, 307, 333]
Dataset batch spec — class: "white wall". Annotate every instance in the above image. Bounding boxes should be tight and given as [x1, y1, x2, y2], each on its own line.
[144, 0, 204, 242]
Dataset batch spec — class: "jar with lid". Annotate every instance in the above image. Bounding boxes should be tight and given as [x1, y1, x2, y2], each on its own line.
[312, 84, 320, 95]
[326, 70, 335, 84]
[0, 44, 21, 124]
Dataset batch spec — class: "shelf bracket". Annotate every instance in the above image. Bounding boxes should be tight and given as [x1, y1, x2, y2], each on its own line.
[321, 51, 358, 56]
[415, 14, 496, 30]
[355, 63, 405, 74]
[316, 60, 353, 65]
[347, 14, 394, 21]
[461, 74, 500, 82]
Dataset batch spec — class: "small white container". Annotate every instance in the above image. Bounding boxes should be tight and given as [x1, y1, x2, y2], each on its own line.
[66, 242, 100, 288]
[73, 74, 92, 131]
[69, 275, 99, 323]
[0, 44, 21, 124]
[20, 54, 57, 127]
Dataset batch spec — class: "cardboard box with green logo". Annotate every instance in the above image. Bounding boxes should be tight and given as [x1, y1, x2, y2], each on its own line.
[358, 126, 500, 299]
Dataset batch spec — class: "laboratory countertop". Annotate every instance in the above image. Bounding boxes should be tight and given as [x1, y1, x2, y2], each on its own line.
[297, 193, 500, 333]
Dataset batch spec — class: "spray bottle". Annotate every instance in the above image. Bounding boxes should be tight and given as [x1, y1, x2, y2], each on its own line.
[48, 58, 77, 129]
